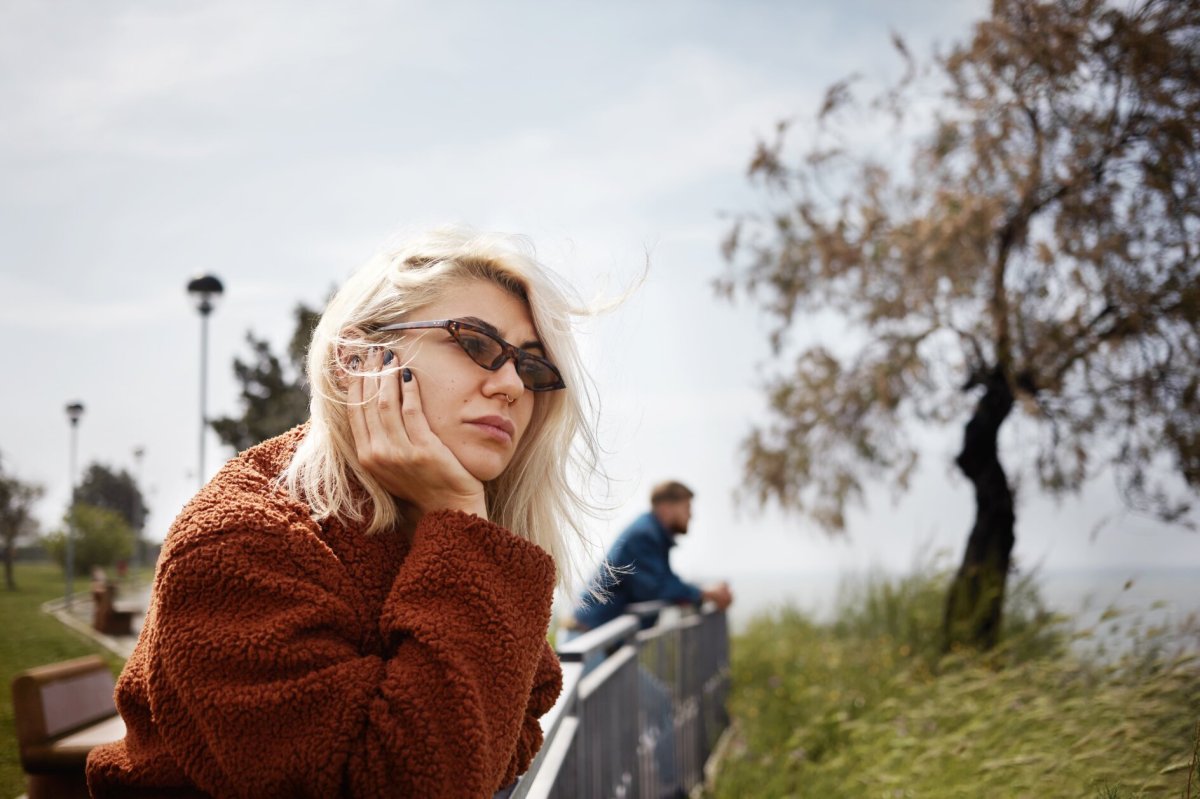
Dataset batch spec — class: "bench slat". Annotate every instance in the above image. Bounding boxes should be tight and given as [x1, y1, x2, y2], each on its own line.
[54, 714, 125, 751]
[41, 670, 116, 737]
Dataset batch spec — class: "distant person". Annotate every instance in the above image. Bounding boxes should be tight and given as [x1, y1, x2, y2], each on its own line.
[566, 480, 733, 635]
[87, 228, 599, 798]
[565, 480, 731, 799]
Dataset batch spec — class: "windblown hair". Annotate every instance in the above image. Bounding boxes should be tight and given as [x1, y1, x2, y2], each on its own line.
[284, 227, 602, 593]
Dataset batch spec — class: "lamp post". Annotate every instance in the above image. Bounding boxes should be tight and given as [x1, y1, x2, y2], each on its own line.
[186, 275, 224, 489]
[132, 446, 145, 567]
[64, 401, 84, 609]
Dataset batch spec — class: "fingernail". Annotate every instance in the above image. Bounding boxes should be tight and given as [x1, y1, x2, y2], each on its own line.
[382, 350, 394, 365]
[402, 367, 412, 382]
[349, 356, 360, 369]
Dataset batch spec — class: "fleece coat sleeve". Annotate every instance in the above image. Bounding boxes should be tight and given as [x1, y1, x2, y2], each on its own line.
[86, 501, 561, 799]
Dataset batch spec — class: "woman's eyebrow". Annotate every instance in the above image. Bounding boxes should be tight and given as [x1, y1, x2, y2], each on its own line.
[459, 316, 545, 352]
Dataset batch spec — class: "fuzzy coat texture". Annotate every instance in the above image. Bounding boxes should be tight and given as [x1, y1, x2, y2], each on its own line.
[86, 425, 562, 798]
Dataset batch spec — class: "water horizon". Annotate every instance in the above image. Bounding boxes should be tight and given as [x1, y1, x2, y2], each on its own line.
[716, 566, 1200, 648]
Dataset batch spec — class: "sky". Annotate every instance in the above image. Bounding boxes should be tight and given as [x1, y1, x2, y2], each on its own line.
[2, 0, 1197, 611]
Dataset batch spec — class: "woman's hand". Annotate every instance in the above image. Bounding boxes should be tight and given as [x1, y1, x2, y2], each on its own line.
[347, 347, 488, 519]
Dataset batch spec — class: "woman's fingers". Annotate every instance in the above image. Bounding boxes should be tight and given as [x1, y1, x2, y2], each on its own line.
[397, 369, 486, 515]
[398, 366, 433, 444]
[394, 366, 453, 472]
[351, 347, 408, 469]
[368, 349, 407, 443]
[345, 348, 486, 517]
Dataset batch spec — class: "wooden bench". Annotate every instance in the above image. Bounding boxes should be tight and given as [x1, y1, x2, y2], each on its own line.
[11, 655, 125, 799]
[91, 580, 137, 636]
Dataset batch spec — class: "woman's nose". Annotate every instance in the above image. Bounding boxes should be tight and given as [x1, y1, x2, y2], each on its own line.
[486, 357, 526, 399]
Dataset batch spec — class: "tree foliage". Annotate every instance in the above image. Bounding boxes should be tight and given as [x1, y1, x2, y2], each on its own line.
[211, 303, 320, 452]
[720, 0, 1200, 529]
[74, 462, 148, 532]
[719, 0, 1199, 647]
[44, 504, 134, 577]
[0, 455, 43, 590]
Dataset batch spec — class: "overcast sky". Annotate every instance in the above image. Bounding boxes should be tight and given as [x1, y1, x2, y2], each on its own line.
[2, 0, 1196, 610]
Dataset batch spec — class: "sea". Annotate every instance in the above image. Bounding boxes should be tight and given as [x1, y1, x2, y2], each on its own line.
[718, 567, 1200, 656]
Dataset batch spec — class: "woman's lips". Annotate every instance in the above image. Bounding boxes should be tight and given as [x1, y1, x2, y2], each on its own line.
[468, 415, 515, 444]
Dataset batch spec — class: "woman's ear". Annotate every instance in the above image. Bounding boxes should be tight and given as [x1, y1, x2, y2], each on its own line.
[334, 329, 368, 387]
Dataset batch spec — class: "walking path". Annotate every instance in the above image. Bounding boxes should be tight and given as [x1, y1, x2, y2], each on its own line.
[41, 583, 152, 659]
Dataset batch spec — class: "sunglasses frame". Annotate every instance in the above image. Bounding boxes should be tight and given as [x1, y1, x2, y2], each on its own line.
[375, 319, 566, 392]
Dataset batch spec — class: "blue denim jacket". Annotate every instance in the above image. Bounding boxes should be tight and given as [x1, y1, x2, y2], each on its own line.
[573, 512, 703, 630]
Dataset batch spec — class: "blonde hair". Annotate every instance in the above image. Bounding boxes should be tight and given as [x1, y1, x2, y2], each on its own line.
[284, 227, 602, 593]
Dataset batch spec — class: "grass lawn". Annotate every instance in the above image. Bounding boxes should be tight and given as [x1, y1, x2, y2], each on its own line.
[0, 563, 135, 799]
[712, 570, 1200, 799]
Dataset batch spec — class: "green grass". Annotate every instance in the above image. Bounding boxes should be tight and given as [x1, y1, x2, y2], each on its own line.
[1, 563, 137, 798]
[712, 568, 1200, 799]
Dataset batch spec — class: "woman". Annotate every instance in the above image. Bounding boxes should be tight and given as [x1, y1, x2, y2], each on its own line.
[87, 228, 600, 798]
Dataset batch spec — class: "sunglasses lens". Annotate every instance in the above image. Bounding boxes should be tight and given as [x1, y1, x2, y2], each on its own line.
[454, 329, 503, 368]
[453, 326, 564, 391]
[517, 357, 564, 391]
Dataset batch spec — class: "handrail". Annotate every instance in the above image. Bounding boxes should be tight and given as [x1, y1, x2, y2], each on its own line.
[556, 616, 639, 663]
[513, 603, 731, 799]
[625, 600, 670, 619]
[510, 661, 582, 795]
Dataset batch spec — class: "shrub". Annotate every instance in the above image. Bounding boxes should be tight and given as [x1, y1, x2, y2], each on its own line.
[42, 504, 134, 577]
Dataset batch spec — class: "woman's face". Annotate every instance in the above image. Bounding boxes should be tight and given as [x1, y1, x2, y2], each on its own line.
[397, 279, 541, 482]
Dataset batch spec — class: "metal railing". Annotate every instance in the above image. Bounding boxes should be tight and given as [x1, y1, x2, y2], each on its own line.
[513, 602, 731, 799]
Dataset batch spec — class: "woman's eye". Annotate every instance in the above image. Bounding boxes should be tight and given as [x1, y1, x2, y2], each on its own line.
[457, 332, 492, 358]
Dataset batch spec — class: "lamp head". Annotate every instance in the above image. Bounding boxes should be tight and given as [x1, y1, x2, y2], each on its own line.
[187, 274, 225, 315]
[65, 401, 85, 425]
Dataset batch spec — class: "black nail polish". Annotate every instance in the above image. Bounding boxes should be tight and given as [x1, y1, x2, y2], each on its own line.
[402, 367, 412, 382]
[382, 350, 394, 365]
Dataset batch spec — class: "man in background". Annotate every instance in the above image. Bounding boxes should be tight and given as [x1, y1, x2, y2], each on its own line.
[567, 480, 733, 634]
[563, 480, 732, 799]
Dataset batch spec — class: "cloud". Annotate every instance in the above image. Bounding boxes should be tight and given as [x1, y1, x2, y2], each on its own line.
[0, 0, 460, 159]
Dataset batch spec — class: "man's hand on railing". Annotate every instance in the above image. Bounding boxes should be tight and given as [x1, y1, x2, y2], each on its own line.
[702, 581, 733, 611]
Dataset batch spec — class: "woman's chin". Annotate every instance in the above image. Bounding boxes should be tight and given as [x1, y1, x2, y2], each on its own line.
[461, 452, 512, 484]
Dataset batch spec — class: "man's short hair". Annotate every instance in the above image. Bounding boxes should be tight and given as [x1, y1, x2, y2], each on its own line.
[650, 480, 694, 506]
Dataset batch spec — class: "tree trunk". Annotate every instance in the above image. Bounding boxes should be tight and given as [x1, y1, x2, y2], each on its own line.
[4, 541, 14, 591]
[944, 367, 1016, 651]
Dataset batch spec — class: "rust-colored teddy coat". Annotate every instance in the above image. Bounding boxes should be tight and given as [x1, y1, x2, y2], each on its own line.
[86, 426, 563, 798]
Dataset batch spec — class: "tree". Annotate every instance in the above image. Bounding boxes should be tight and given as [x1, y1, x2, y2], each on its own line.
[0, 455, 43, 590]
[75, 462, 148, 532]
[211, 303, 319, 452]
[719, 0, 1199, 650]
[44, 504, 134, 577]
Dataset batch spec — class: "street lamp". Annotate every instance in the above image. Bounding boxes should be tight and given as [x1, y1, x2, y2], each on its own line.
[186, 274, 224, 489]
[64, 401, 84, 609]
[132, 446, 145, 567]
